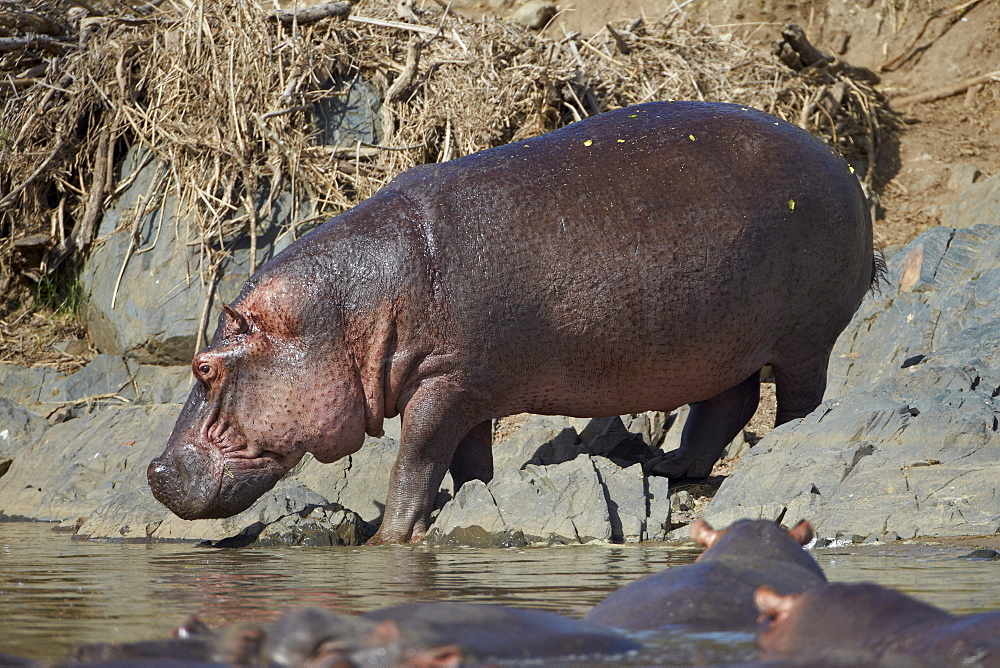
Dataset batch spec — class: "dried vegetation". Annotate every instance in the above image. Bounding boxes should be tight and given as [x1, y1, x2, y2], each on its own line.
[1, 0, 894, 367]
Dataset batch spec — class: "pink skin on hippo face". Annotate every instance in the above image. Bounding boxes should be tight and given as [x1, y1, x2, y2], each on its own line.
[147, 275, 368, 520]
[148, 100, 875, 542]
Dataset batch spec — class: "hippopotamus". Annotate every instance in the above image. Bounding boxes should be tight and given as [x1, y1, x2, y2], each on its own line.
[67, 603, 638, 666]
[147, 100, 876, 543]
[266, 602, 640, 666]
[586, 518, 825, 630]
[755, 582, 1000, 665]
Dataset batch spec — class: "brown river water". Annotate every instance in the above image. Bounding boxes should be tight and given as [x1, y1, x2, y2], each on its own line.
[2, 522, 1000, 665]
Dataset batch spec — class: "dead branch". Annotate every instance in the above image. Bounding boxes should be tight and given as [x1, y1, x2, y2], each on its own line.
[894, 70, 1000, 108]
[269, 1, 351, 27]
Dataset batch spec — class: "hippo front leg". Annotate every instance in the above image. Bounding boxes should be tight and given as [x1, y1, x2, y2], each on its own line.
[368, 391, 484, 544]
[646, 372, 760, 479]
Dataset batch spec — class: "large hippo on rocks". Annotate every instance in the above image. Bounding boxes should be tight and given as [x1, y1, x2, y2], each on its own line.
[148, 100, 876, 543]
[586, 518, 825, 630]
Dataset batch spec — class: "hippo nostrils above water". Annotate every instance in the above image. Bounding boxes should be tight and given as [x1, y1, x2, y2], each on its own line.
[148, 100, 876, 543]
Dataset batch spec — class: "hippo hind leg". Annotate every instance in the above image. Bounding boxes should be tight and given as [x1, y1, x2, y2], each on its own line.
[646, 372, 760, 479]
[449, 420, 494, 490]
[771, 349, 830, 426]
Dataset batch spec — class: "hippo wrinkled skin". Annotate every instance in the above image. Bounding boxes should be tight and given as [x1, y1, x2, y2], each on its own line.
[586, 518, 825, 630]
[755, 582, 1000, 665]
[148, 100, 876, 543]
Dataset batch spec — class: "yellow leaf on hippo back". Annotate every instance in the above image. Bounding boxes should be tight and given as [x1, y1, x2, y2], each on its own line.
[788, 199, 796, 210]
[583, 139, 593, 146]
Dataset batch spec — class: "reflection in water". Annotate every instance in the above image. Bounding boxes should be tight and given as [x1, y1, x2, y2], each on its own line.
[2, 523, 1000, 664]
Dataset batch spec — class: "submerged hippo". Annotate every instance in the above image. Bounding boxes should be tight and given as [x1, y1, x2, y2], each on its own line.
[67, 603, 638, 666]
[586, 518, 825, 630]
[267, 603, 640, 665]
[148, 100, 876, 543]
[755, 582, 1000, 665]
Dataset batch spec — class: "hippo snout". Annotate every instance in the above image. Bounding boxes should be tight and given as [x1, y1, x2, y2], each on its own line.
[147, 442, 225, 520]
[148, 440, 288, 520]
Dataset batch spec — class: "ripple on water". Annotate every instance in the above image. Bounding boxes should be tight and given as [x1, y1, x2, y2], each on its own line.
[2, 523, 1000, 664]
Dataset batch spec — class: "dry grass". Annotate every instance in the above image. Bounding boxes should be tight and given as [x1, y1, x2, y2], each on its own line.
[1, 0, 894, 366]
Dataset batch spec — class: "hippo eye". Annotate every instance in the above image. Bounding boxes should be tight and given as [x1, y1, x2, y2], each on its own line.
[199, 364, 212, 376]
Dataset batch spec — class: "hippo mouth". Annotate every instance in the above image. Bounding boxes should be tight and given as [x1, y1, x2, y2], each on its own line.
[147, 440, 288, 520]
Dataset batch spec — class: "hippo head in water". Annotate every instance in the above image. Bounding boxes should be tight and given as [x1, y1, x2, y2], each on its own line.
[147, 268, 371, 520]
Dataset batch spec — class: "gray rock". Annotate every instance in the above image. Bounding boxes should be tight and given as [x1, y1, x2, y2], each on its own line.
[703, 225, 1000, 539]
[131, 364, 192, 404]
[0, 357, 190, 410]
[81, 146, 304, 364]
[645, 475, 671, 541]
[512, 0, 556, 29]
[431, 455, 612, 545]
[0, 364, 62, 406]
[310, 78, 382, 147]
[38, 354, 136, 407]
[941, 173, 1000, 229]
[829, 225, 1000, 397]
[593, 458, 646, 542]
[291, 435, 412, 526]
[0, 404, 179, 522]
[0, 398, 48, 461]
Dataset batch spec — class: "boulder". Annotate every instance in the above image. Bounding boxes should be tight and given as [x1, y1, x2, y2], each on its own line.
[701, 224, 1000, 540]
[430, 455, 614, 545]
[941, 172, 1000, 229]
[428, 412, 681, 545]
[0, 357, 192, 412]
[80, 146, 303, 365]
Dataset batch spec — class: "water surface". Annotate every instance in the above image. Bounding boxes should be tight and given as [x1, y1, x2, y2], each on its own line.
[2, 522, 999, 664]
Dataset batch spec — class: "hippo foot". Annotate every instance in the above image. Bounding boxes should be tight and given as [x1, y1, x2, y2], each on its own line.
[644, 451, 716, 479]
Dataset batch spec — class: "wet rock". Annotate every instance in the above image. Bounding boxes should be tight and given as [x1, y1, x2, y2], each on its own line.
[291, 433, 410, 526]
[960, 549, 1000, 561]
[207, 502, 374, 548]
[702, 225, 1000, 539]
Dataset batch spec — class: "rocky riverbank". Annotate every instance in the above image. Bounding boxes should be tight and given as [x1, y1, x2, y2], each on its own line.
[2, 222, 1000, 546]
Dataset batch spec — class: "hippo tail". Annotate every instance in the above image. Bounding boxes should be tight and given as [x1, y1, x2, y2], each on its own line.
[869, 248, 889, 296]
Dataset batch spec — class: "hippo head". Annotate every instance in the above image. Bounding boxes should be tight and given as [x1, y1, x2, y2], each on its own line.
[754, 583, 953, 657]
[147, 273, 369, 520]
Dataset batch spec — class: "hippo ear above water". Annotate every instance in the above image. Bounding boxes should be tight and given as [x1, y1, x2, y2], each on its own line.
[754, 586, 798, 622]
[690, 519, 722, 551]
[787, 520, 815, 546]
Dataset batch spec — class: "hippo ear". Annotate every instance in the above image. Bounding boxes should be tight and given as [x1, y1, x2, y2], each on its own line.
[788, 520, 815, 546]
[755, 586, 798, 622]
[220, 304, 250, 336]
[690, 519, 721, 552]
